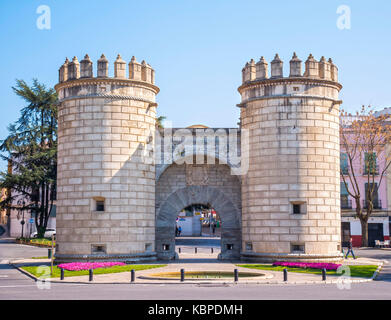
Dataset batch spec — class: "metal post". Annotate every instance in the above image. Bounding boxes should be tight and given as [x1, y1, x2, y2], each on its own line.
[211, 247, 213, 254]
[234, 269, 239, 282]
[180, 268, 185, 282]
[60, 268, 64, 280]
[89, 269, 93, 281]
[48, 248, 52, 259]
[322, 268, 326, 281]
[179, 247, 181, 254]
[51, 234, 54, 275]
[195, 247, 197, 254]
[131, 269, 135, 283]
[283, 268, 288, 282]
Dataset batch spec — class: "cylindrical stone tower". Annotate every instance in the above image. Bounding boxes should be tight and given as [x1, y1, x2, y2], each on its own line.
[55, 54, 159, 262]
[239, 53, 343, 262]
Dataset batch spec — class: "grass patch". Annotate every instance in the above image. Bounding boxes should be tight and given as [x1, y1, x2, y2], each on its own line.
[21, 264, 166, 278]
[237, 264, 378, 279]
[31, 256, 49, 260]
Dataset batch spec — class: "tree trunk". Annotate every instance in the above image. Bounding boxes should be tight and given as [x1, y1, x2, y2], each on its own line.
[6, 210, 11, 237]
[360, 219, 369, 247]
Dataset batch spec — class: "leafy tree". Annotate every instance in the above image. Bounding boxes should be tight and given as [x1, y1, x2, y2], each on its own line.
[0, 79, 57, 238]
[156, 115, 166, 129]
[340, 106, 391, 247]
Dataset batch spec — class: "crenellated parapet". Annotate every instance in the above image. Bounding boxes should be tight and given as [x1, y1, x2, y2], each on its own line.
[241, 52, 339, 84]
[238, 53, 342, 108]
[58, 53, 156, 85]
[55, 54, 159, 104]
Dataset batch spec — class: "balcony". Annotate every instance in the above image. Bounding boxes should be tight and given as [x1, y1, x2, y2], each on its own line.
[341, 199, 352, 209]
[363, 164, 379, 175]
[363, 199, 382, 210]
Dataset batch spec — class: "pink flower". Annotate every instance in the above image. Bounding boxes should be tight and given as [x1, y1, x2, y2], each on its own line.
[272, 261, 341, 271]
[57, 262, 126, 271]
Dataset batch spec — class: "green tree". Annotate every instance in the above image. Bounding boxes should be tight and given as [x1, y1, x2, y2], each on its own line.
[0, 79, 57, 238]
[156, 116, 166, 129]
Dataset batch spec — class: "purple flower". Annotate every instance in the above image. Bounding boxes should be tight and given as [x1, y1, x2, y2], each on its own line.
[272, 261, 341, 271]
[57, 262, 126, 271]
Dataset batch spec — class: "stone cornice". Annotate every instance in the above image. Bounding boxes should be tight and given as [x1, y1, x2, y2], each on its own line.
[58, 93, 158, 105]
[55, 77, 160, 94]
[237, 94, 343, 108]
[238, 76, 342, 94]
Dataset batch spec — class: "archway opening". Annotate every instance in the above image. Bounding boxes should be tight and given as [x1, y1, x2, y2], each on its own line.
[175, 204, 221, 237]
[155, 185, 241, 261]
[175, 204, 222, 259]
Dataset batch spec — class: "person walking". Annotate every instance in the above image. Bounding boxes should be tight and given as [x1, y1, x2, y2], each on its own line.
[178, 226, 182, 237]
[345, 237, 356, 259]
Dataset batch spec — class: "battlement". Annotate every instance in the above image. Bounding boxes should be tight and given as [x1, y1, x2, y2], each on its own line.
[58, 54, 155, 85]
[242, 53, 338, 84]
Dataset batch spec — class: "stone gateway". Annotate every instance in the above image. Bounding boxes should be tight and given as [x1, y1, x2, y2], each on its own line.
[54, 52, 343, 263]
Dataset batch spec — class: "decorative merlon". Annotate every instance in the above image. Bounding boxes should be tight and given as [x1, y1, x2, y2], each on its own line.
[58, 54, 156, 85]
[242, 52, 339, 84]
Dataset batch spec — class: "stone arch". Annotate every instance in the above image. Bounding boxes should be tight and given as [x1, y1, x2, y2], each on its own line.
[156, 184, 241, 260]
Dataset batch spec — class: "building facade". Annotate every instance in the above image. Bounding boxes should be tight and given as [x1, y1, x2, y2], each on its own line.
[340, 112, 391, 247]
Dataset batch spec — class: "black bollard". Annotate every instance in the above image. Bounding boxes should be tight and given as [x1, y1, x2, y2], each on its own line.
[48, 248, 52, 259]
[89, 269, 93, 282]
[180, 269, 185, 282]
[131, 269, 135, 283]
[283, 268, 288, 282]
[60, 268, 64, 280]
[211, 247, 214, 254]
[195, 247, 197, 254]
[234, 269, 239, 282]
[322, 268, 326, 281]
[179, 247, 181, 254]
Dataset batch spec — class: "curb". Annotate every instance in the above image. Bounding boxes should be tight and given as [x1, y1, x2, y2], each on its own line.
[11, 264, 39, 282]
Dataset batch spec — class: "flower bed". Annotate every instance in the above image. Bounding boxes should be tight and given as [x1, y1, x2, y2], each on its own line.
[57, 262, 126, 271]
[16, 238, 54, 248]
[272, 261, 342, 271]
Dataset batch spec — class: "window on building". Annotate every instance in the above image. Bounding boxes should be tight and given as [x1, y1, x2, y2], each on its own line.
[340, 152, 349, 174]
[291, 201, 307, 214]
[92, 197, 105, 212]
[364, 152, 378, 175]
[91, 244, 106, 254]
[96, 200, 105, 212]
[340, 182, 351, 209]
[364, 183, 380, 209]
[291, 243, 305, 253]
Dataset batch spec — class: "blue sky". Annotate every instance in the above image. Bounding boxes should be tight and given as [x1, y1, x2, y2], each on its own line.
[0, 0, 390, 144]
